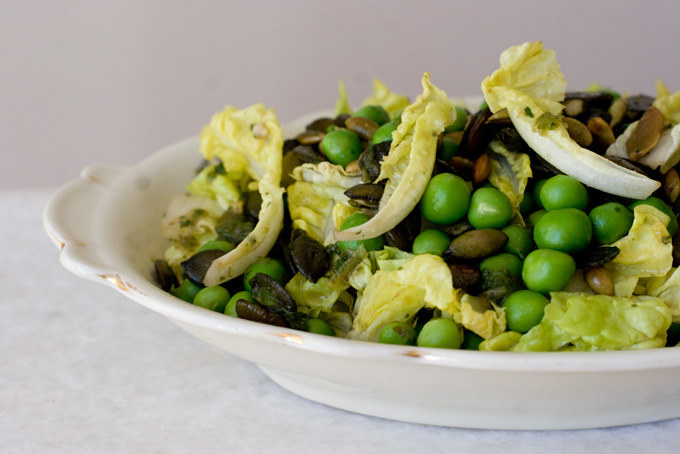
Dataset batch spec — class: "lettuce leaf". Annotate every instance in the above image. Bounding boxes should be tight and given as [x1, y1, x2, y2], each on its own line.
[360, 78, 411, 116]
[511, 292, 672, 351]
[160, 194, 223, 265]
[348, 246, 414, 292]
[199, 104, 285, 286]
[605, 205, 673, 297]
[348, 254, 458, 341]
[186, 163, 246, 211]
[481, 41, 660, 199]
[487, 140, 532, 222]
[455, 294, 507, 340]
[334, 80, 352, 117]
[335, 73, 455, 241]
[287, 162, 363, 246]
[654, 81, 680, 126]
[644, 267, 680, 323]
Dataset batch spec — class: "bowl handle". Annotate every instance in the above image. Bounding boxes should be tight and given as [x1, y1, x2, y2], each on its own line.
[43, 163, 129, 289]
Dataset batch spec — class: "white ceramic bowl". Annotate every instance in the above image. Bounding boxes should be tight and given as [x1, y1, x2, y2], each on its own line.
[44, 111, 680, 430]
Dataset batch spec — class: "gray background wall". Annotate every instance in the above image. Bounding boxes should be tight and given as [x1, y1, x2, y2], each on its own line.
[2, 0, 679, 189]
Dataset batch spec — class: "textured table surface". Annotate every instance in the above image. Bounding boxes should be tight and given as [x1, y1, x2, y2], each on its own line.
[2, 188, 679, 453]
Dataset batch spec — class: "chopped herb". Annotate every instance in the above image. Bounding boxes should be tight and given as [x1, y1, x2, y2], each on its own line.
[524, 106, 534, 118]
[536, 112, 563, 130]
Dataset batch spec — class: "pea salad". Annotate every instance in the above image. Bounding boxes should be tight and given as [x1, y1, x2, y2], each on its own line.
[155, 41, 680, 351]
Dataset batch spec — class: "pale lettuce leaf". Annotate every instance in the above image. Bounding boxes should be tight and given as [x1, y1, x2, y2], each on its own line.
[335, 73, 455, 241]
[487, 140, 532, 222]
[361, 78, 411, 116]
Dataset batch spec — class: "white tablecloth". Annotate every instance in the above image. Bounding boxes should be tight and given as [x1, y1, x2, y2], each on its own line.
[2, 188, 679, 453]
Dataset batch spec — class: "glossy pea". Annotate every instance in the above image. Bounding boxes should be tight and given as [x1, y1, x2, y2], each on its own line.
[467, 187, 513, 230]
[170, 278, 202, 303]
[372, 121, 397, 144]
[502, 289, 549, 333]
[443, 106, 470, 133]
[305, 318, 336, 336]
[197, 240, 234, 253]
[412, 229, 450, 256]
[225, 290, 254, 317]
[193, 285, 230, 312]
[528, 209, 547, 227]
[461, 330, 484, 350]
[337, 212, 385, 253]
[533, 208, 592, 254]
[539, 175, 589, 211]
[629, 197, 678, 236]
[532, 179, 548, 210]
[522, 248, 576, 293]
[416, 318, 462, 349]
[480, 253, 523, 277]
[519, 191, 534, 217]
[320, 129, 362, 167]
[379, 321, 417, 345]
[502, 224, 533, 260]
[243, 257, 287, 292]
[353, 105, 391, 126]
[420, 173, 470, 225]
[589, 202, 634, 244]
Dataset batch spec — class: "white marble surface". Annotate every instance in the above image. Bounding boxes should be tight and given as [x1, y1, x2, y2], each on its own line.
[3, 188, 680, 453]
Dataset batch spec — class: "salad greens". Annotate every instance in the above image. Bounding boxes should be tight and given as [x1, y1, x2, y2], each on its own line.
[157, 41, 680, 351]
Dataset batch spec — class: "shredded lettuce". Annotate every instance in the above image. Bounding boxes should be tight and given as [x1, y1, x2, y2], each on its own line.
[487, 140, 532, 223]
[199, 104, 285, 286]
[335, 73, 455, 241]
[360, 79, 411, 116]
[654, 81, 680, 126]
[334, 80, 352, 117]
[605, 205, 673, 297]
[287, 162, 363, 246]
[510, 292, 672, 351]
[481, 41, 660, 199]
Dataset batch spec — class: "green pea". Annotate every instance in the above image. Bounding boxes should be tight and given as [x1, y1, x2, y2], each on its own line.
[502, 224, 533, 260]
[243, 257, 287, 292]
[539, 175, 589, 211]
[416, 318, 462, 349]
[320, 129, 362, 167]
[305, 318, 336, 336]
[480, 253, 523, 278]
[461, 330, 484, 350]
[225, 290, 254, 317]
[419, 173, 470, 225]
[532, 179, 548, 210]
[589, 202, 634, 244]
[353, 105, 390, 125]
[533, 208, 592, 254]
[519, 191, 534, 217]
[412, 229, 450, 256]
[337, 212, 385, 253]
[502, 290, 549, 333]
[170, 278, 202, 303]
[193, 285, 230, 312]
[629, 197, 678, 236]
[198, 240, 234, 253]
[667, 322, 680, 347]
[438, 131, 462, 161]
[522, 248, 576, 293]
[528, 209, 547, 227]
[443, 106, 470, 133]
[379, 321, 417, 345]
[467, 187, 513, 229]
[372, 121, 397, 144]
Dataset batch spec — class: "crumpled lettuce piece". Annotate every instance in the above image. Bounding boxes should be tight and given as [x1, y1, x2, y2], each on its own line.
[644, 267, 680, 323]
[348, 254, 458, 341]
[481, 41, 660, 199]
[334, 80, 352, 117]
[487, 140, 532, 222]
[510, 292, 672, 351]
[287, 162, 363, 246]
[605, 205, 673, 297]
[199, 104, 285, 286]
[160, 194, 223, 264]
[186, 163, 246, 211]
[606, 121, 680, 174]
[455, 293, 507, 340]
[478, 331, 522, 351]
[360, 79, 411, 116]
[482, 41, 566, 115]
[335, 73, 455, 241]
[348, 246, 414, 292]
[654, 80, 680, 126]
[284, 247, 367, 332]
